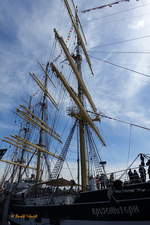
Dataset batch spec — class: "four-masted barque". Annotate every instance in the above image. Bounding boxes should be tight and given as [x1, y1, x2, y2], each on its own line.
[1, 0, 150, 225]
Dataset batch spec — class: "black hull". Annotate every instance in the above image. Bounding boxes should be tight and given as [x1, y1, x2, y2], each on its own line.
[10, 197, 150, 222]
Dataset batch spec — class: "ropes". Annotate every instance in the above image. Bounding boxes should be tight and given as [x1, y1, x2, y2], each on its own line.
[92, 12, 150, 24]
[89, 51, 150, 54]
[93, 35, 150, 48]
[86, 126, 104, 176]
[81, 0, 130, 13]
[90, 55, 150, 79]
[127, 125, 132, 167]
[100, 113, 150, 132]
[93, 2, 150, 18]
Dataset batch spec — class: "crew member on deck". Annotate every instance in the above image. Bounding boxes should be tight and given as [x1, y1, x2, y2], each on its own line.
[95, 175, 100, 189]
[140, 154, 145, 166]
[133, 170, 140, 183]
[110, 173, 114, 184]
[146, 160, 150, 180]
[148, 165, 150, 179]
[89, 176, 97, 191]
[128, 169, 134, 183]
[139, 165, 146, 182]
[99, 174, 107, 189]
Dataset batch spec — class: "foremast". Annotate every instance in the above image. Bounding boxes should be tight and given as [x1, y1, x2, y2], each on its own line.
[36, 63, 49, 182]
[1, 63, 63, 184]
[18, 96, 32, 182]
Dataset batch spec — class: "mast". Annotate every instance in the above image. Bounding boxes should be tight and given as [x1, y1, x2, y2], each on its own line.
[51, 0, 106, 191]
[75, 9, 88, 191]
[36, 63, 49, 182]
[18, 96, 32, 182]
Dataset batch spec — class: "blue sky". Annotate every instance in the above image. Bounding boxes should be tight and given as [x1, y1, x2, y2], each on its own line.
[1, 0, 150, 180]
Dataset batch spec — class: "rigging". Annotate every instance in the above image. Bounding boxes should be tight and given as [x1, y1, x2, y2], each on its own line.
[81, 1, 149, 14]
[51, 120, 77, 179]
[81, 0, 131, 13]
[90, 55, 150, 79]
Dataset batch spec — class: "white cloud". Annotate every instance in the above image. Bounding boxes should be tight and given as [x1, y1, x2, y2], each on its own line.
[129, 19, 145, 30]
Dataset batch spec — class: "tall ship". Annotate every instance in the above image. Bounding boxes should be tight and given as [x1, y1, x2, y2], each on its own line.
[0, 0, 150, 224]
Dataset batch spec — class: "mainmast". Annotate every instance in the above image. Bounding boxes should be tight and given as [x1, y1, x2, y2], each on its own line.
[75, 10, 88, 191]
[51, 0, 106, 192]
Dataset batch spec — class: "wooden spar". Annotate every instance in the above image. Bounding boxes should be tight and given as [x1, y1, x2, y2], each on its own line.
[20, 105, 61, 140]
[3, 136, 39, 152]
[29, 72, 58, 110]
[38, 62, 56, 88]
[50, 63, 106, 146]
[11, 135, 64, 160]
[1, 138, 37, 154]
[76, 14, 87, 45]
[54, 29, 97, 113]
[16, 109, 45, 130]
[16, 106, 62, 143]
[0, 159, 36, 170]
[63, 0, 93, 75]
[30, 72, 58, 109]
[17, 110, 61, 142]
[4, 136, 36, 151]
[70, 0, 87, 44]
[19, 106, 45, 125]
[16, 111, 39, 131]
